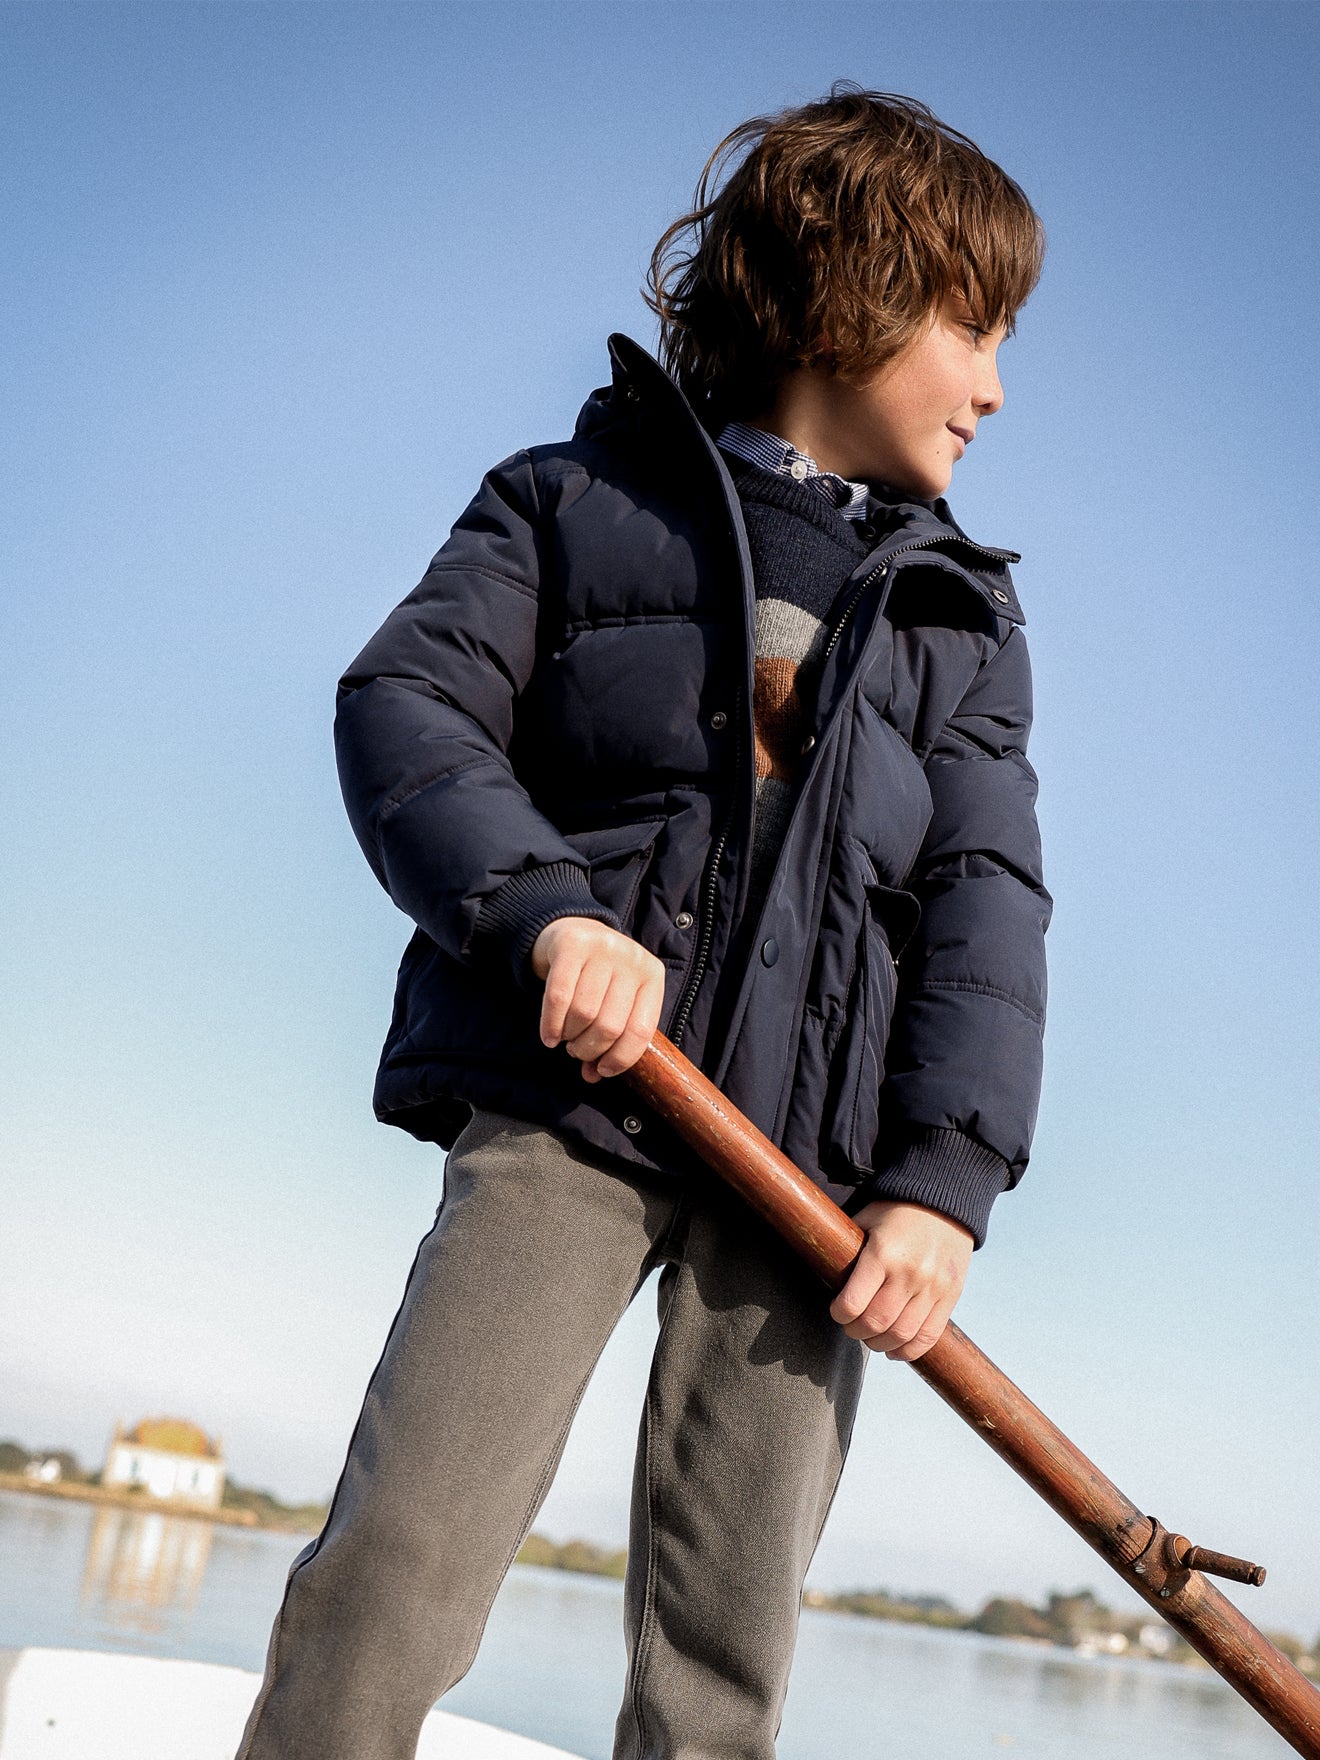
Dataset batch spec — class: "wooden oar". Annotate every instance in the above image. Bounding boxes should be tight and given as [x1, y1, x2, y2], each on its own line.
[622, 1031, 1320, 1759]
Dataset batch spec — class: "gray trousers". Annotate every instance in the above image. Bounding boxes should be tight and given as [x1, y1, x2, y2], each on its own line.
[237, 1109, 866, 1760]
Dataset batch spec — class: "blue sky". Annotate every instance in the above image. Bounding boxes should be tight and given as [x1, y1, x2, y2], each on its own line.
[4, 1, 1319, 1637]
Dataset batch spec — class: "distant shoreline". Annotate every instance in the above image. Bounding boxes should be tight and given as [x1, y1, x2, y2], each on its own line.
[4, 1478, 1315, 1677]
[0, 1474, 289, 1531]
[510, 1538, 1317, 1675]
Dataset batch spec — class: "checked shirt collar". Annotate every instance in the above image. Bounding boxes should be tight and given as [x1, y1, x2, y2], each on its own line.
[716, 421, 871, 522]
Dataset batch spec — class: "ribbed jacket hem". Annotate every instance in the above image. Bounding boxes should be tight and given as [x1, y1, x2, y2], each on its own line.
[846, 1127, 1012, 1250]
[472, 861, 621, 989]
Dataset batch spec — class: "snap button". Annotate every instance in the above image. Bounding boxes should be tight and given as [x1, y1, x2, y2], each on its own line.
[760, 937, 779, 967]
[801, 734, 816, 754]
[709, 710, 728, 730]
[675, 911, 694, 929]
[992, 588, 1010, 605]
[622, 1115, 643, 1134]
[789, 458, 809, 481]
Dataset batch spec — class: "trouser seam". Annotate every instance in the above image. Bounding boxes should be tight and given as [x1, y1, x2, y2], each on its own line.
[627, 1346, 661, 1760]
[448, 1197, 681, 1699]
[449, 1272, 643, 1688]
[235, 1205, 446, 1758]
[624, 1197, 688, 1760]
[772, 1345, 866, 1742]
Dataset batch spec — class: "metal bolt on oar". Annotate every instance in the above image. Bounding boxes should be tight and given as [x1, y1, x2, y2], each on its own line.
[621, 1032, 1320, 1760]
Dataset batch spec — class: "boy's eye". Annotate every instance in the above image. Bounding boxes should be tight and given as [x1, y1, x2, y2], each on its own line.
[964, 323, 989, 344]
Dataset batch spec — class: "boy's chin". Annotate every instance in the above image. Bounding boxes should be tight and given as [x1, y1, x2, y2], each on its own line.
[885, 468, 951, 502]
[871, 448, 954, 502]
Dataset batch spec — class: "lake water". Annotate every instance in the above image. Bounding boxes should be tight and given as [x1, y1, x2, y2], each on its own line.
[0, 1490, 1288, 1758]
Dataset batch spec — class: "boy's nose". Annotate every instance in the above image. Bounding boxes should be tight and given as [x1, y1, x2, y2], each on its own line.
[975, 356, 1005, 416]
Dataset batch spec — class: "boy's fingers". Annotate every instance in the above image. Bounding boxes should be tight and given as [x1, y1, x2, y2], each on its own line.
[540, 952, 588, 1046]
[593, 1019, 652, 1078]
[883, 1295, 956, 1362]
[536, 919, 617, 1043]
[842, 1292, 911, 1343]
[831, 1267, 912, 1338]
[856, 1286, 959, 1360]
[829, 1262, 878, 1328]
[594, 975, 666, 1078]
[566, 970, 637, 1066]
[559, 961, 613, 1049]
[829, 1232, 909, 1329]
[862, 1289, 932, 1357]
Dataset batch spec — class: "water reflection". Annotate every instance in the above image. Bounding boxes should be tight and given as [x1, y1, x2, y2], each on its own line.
[976, 1632, 1244, 1717]
[79, 1507, 214, 1636]
[0, 1491, 1289, 1757]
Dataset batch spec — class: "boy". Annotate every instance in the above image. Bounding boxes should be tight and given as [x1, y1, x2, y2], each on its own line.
[239, 87, 1049, 1760]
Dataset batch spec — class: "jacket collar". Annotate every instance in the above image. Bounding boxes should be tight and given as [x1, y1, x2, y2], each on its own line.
[579, 333, 1026, 626]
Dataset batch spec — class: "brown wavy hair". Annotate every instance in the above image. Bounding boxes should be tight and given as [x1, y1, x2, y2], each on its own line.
[646, 86, 1045, 423]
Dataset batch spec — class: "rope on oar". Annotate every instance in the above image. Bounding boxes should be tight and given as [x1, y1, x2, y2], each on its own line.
[622, 1032, 1320, 1760]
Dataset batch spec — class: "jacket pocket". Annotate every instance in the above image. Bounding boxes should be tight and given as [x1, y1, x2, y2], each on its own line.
[562, 819, 666, 934]
[820, 870, 920, 1177]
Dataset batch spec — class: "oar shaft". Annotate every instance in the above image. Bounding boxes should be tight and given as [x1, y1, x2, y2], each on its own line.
[624, 1033, 1320, 1759]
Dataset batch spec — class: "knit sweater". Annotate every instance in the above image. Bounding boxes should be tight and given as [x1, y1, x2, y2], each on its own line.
[725, 456, 873, 924]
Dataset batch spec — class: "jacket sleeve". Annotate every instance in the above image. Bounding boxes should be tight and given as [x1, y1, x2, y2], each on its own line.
[334, 450, 621, 989]
[851, 624, 1051, 1246]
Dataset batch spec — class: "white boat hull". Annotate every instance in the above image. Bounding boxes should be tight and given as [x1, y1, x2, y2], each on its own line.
[0, 1648, 585, 1760]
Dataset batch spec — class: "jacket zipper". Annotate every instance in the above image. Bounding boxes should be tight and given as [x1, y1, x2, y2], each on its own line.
[818, 533, 1015, 674]
[818, 556, 890, 674]
[669, 688, 743, 1050]
[668, 532, 1013, 1054]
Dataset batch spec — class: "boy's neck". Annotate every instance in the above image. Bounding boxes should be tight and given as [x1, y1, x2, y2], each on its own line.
[744, 363, 943, 512]
[750, 363, 870, 483]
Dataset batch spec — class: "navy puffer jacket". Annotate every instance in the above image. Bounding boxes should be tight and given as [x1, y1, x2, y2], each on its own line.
[335, 335, 1050, 1246]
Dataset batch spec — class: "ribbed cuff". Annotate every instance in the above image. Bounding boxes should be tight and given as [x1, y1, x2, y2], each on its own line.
[845, 1127, 1012, 1249]
[472, 861, 622, 989]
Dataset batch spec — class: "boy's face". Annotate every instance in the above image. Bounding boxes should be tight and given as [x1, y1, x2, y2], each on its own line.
[771, 293, 1008, 500]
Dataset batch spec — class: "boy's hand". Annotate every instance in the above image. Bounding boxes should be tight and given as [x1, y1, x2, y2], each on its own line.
[531, 917, 666, 1083]
[830, 1200, 974, 1361]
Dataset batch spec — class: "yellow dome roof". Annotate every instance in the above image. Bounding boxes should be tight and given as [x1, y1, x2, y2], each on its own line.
[124, 1417, 219, 1458]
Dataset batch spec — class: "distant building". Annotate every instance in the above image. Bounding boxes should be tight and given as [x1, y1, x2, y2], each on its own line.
[24, 1456, 63, 1485]
[102, 1418, 226, 1509]
[1074, 1631, 1129, 1656]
